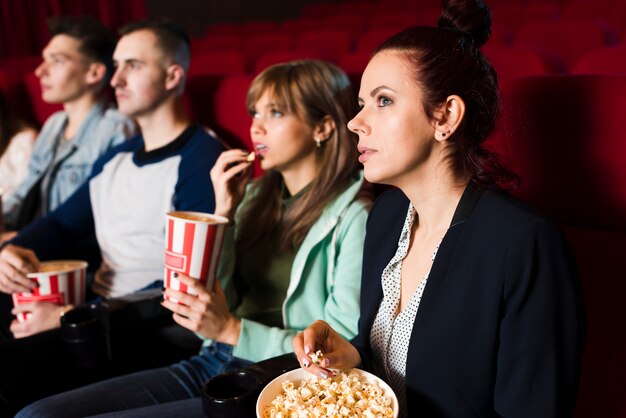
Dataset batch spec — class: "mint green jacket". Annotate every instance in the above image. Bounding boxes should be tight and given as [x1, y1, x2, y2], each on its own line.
[207, 172, 369, 362]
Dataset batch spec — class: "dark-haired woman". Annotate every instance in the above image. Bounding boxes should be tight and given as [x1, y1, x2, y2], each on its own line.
[293, 1, 585, 417]
[0, 90, 36, 210]
[16, 60, 372, 418]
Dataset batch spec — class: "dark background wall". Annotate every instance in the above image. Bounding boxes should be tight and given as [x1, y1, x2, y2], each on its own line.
[145, 0, 335, 37]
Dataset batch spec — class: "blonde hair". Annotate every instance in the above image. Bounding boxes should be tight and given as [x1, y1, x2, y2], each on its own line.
[237, 60, 366, 252]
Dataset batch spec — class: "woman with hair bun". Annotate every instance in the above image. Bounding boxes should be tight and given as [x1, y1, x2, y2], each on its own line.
[293, 1, 585, 416]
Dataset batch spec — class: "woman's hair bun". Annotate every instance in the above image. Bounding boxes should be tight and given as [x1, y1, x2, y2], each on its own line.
[437, 0, 492, 48]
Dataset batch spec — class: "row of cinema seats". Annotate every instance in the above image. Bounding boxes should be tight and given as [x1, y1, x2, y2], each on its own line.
[184, 18, 624, 76]
[179, 0, 626, 75]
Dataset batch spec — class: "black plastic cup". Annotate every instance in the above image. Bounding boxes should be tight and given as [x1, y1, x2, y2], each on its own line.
[60, 303, 111, 368]
[202, 370, 263, 417]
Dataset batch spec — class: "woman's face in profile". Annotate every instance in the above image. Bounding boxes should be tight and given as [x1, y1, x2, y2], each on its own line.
[249, 91, 318, 175]
[348, 51, 438, 187]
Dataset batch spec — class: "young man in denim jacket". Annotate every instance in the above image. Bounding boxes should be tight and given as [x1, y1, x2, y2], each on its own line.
[1, 16, 136, 235]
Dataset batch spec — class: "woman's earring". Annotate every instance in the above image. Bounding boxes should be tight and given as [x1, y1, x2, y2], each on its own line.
[315, 138, 322, 148]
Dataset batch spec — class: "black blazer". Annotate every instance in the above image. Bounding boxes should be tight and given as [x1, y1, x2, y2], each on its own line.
[352, 186, 585, 417]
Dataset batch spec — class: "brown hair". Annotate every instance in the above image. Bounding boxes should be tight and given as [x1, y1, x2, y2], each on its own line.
[237, 60, 368, 252]
[375, 0, 517, 188]
[48, 15, 116, 86]
[119, 19, 191, 75]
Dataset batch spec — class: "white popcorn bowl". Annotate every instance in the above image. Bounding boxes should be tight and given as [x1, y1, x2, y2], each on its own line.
[256, 367, 399, 418]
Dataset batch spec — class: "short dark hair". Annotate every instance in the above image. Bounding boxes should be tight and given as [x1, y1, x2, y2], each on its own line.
[118, 19, 191, 74]
[375, 0, 517, 188]
[48, 15, 116, 85]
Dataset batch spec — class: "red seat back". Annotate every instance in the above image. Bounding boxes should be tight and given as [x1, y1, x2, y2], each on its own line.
[209, 74, 262, 176]
[189, 52, 245, 77]
[500, 74, 626, 417]
[355, 29, 403, 54]
[501, 75, 626, 230]
[571, 46, 626, 76]
[483, 45, 551, 82]
[242, 34, 292, 72]
[513, 19, 616, 71]
[294, 30, 353, 63]
[253, 51, 323, 76]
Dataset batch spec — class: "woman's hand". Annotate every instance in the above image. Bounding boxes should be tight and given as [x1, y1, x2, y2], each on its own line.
[292, 320, 362, 378]
[161, 273, 241, 345]
[10, 302, 67, 338]
[210, 149, 254, 220]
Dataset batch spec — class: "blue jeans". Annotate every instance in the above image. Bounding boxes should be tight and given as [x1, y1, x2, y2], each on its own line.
[16, 342, 253, 418]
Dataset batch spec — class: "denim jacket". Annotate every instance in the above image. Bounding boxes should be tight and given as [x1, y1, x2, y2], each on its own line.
[213, 171, 369, 362]
[2, 102, 136, 228]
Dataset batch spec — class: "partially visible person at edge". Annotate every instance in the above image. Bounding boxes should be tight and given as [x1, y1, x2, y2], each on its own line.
[16, 59, 372, 418]
[0, 89, 37, 207]
[1, 15, 136, 240]
[0, 20, 223, 413]
[293, 1, 586, 417]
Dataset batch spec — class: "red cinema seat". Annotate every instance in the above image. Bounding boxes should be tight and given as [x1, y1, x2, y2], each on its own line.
[562, 0, 625, 32]
[483, 45, 551, 82]
[0, 55, 41, 77]
[501, 75, 626, 230]
[279, 17, 319, 37]
[498, 74, 626, 417]
[239, 21, 277, 37]
[191, 33, 241, 53]
[355, 28, 403, 54]
[209, 75, 254, 151]
[23, 72, 62, 125]
[375, 11, 420, 31]
[294, 30, 353, 63]
[0, 68, 32, 123]
[414, 7, 442, 26]
[322, 14, 368, 35]
[513, 19, 616, 71]
[184, 74, 223, 130]
[491, 2, 559, 30]
[189, 52, 245, 77]
[242, 34, 292, 72]
[338, 52, 371, 77]
[571, 46, 626, 76]
[208, 74, 262, 177]
[253, 51, 324, 76]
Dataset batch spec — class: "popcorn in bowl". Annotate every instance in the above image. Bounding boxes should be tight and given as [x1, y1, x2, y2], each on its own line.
[257, 368, 398, 418]
[308, 349, 324, 366]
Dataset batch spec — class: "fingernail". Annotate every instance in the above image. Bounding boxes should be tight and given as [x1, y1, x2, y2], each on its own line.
[322, 358, 330, 368]
[302, 358, 310, 367]
[320, 372, 328, 379]
[304, 345, 311, 354]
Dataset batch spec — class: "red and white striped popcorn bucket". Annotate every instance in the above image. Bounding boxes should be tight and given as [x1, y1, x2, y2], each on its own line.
[13, 260, 88, 323]
[164, 211, 228, 303]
